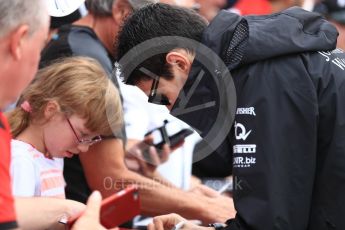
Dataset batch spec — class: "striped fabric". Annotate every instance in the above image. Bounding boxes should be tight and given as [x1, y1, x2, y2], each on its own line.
[10, 140, 65, 198]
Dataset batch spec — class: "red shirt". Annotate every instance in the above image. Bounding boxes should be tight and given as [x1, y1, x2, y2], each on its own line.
[233, 0, 272, 15]
[0, 112, 17, 229]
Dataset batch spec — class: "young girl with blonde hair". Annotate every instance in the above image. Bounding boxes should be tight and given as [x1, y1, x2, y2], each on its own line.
[7, 56, 122, 198]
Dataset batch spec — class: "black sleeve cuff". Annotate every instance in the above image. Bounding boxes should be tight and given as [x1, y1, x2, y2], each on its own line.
[0, 221, 18, 230]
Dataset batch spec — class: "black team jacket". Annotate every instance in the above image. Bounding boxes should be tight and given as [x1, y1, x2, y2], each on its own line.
[172, 7, 345, 230]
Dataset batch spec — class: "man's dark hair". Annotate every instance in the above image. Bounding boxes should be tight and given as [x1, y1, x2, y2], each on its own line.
[116, 3, 208, 85]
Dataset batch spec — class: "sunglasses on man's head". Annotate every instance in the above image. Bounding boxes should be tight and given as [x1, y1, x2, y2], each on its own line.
[139, 67, 171, 106]
[148, 77, 171, 105]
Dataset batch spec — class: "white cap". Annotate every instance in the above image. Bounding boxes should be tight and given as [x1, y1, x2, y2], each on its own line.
[46, 0, 85, 17]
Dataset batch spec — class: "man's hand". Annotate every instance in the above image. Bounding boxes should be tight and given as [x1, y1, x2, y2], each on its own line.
[148, 213, 211, 230]
[200, 195, 236, 223]
[72, 191, 106, 230]
[188, 183, 235, 222]
[125, 135, 182, 178]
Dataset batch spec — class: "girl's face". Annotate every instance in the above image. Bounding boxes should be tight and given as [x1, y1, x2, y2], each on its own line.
[43, 113, 101, 158]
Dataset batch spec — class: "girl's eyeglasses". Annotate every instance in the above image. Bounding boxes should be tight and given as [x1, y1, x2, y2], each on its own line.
[65, 115, 102, 146]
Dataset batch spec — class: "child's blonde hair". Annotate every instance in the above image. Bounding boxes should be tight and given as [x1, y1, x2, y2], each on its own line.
[8, 56, 123, 138]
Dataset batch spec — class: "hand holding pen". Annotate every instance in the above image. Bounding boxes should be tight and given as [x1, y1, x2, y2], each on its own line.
[147, 213, 215, 230]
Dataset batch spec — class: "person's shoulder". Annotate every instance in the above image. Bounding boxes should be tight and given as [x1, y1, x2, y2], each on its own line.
[250, 49, 345, 78]
[11, 140, 42, 161]
[67, 25, 107, 54]
[40, 26, 73, 66]
[308, 49, 345, 71]
[67, 24, 97, 38]
[300, 49, 345, 83]
[67, 25, 113, 72]
[42, 24, 100, 57]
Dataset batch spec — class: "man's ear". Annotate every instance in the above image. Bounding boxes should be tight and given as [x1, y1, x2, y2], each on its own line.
[166, 50, 192, 74]
[10, 24, 29, 60]
[44, 101, 61, 120]
[112, 1, 132, 24]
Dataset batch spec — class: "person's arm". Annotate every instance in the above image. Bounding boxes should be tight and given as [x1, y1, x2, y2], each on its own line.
[15, 197, 85, 230]
[10, 156, 36, 197]
[79, 138, 235, 224]
[0, 139, 18, 229]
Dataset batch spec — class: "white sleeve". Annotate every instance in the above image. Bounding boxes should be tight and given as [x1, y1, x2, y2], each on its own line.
[10, 154, 37, 197]
[120, 83, 150, 140]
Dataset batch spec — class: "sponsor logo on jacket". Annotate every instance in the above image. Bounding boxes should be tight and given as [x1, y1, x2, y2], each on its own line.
[235, 122, 252, 140]
[318, 49, 345, 71]
[233, 156, 256, 168]
[236, 107, 256, 116]
[233, 118, 257, 168]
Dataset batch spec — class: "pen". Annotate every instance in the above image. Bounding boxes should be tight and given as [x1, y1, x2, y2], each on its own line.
[171, 221, 186, 230]
[217, 181, 232, 194]
[58, 214, 68, 225]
